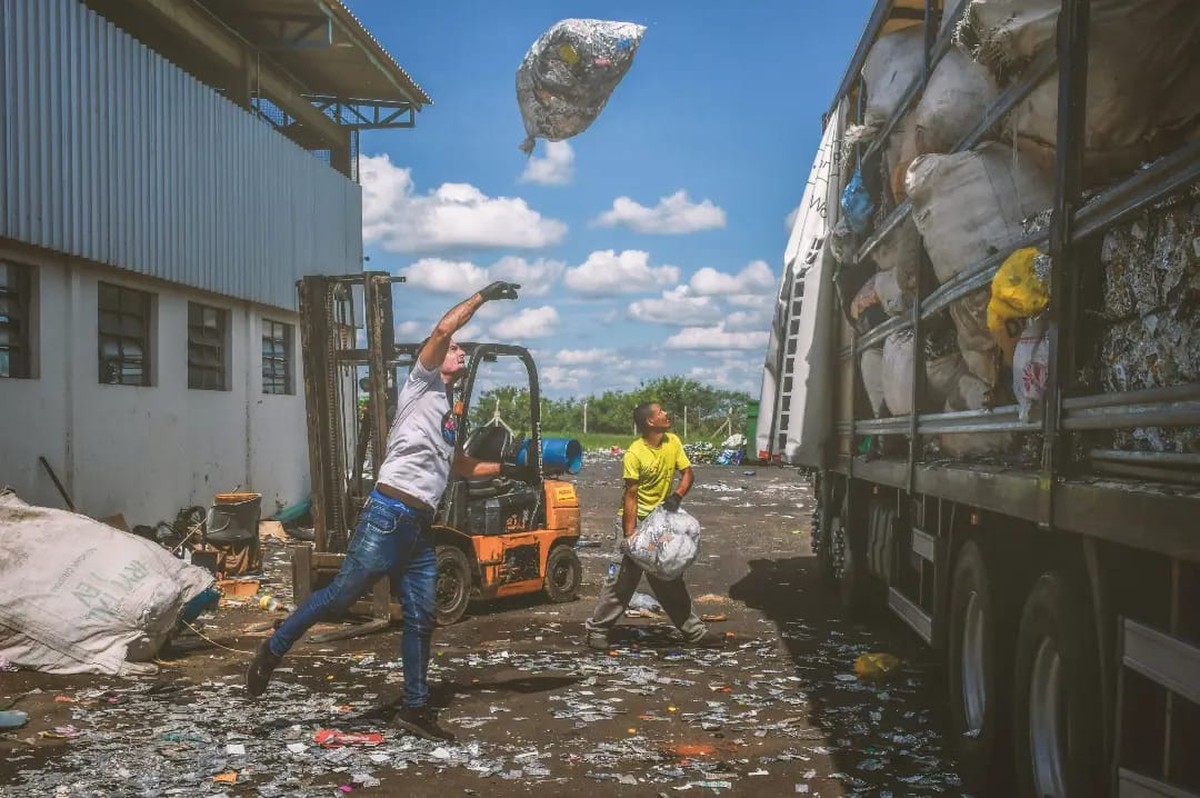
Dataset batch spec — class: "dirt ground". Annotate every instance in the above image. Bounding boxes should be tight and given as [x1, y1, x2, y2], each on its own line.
[0, 458, 967, 797]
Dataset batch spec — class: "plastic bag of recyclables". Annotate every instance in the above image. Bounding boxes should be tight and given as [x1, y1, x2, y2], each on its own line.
[516, 19, 646, 154]
[0, 490, 213, 676]
[624, 506, 701, 582]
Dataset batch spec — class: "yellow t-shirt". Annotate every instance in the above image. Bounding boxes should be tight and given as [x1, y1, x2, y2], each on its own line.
[623, 433, 691, 518]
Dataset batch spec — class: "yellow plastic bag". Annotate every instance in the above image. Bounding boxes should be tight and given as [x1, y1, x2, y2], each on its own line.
[853, 652, 902, 681]
[987, 247, 1049, 366]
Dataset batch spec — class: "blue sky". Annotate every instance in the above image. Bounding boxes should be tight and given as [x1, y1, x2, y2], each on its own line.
[349, 1, 873, 398]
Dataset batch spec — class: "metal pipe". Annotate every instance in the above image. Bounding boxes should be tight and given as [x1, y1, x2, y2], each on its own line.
[1063, 384, 1200, 412]
[1089, 450, 1200, 468]
[1090, 461, 1200, 488]
[1063, 401, 1200, 432]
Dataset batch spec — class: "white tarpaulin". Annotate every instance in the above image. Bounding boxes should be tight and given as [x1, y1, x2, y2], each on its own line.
[757, 103, 843, 467]
[0, 491, 213, 675]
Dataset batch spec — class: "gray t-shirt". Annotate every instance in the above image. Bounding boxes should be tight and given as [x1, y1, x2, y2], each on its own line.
[376, 360, 457, 509]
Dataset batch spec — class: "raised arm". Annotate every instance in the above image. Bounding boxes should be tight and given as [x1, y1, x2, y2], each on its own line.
[417, 281, 520, 371]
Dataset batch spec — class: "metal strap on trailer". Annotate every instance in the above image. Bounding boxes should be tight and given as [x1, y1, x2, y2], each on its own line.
[1114, 619, 1200, 798]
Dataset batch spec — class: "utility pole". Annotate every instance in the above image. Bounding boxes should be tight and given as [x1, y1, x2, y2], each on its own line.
[583, 400, 588, 435]
[683, 406, 688, 440]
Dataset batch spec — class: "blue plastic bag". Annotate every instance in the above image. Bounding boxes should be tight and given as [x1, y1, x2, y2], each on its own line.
[841, 168, 876, 234]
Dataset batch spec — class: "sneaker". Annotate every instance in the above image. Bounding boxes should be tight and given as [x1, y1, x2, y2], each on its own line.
[245, 640, 281, 697]
[584, 631, 610, 651]
[395, 706, 456, 742]
[686, 629, 730, 649]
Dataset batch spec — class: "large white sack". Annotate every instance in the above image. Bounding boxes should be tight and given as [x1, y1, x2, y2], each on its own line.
[875, 267, 910, 317]
[885, 111, 920, 201]
[928, 350, 1012, 455]
[860, 347, 887, 418]
[914, 47, 999, 155]
[907, 142, 1054, 284]
[942, 0, 968, 35]
[872, 214, 922, 305]
[0, 491, 213, 676]
[1007, 1, 1200, 185]
[862, 27, 927, 134]
[625, 506, 701, 581]
[883, 330, 916, 417]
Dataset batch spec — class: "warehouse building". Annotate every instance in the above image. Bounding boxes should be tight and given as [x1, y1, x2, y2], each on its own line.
[0, 0, 430, 525]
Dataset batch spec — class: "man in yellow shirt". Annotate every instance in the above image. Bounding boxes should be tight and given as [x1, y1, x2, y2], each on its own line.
[584, 401, 723, 650]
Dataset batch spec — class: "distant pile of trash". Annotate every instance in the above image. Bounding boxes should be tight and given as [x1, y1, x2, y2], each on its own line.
[684, 435, 747, 466]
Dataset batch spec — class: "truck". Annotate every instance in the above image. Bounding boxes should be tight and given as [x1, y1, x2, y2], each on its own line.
[757, 2, 1200, 796]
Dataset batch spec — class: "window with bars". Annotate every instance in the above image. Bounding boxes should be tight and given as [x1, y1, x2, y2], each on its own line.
[188, 303, 227, 391]
[262, 319, 293, 395]
[98, 282, 152, 386]
[0, 262, 33, 379]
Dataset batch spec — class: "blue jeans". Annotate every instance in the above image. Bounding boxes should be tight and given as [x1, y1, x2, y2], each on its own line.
[268, 490, 437, 708]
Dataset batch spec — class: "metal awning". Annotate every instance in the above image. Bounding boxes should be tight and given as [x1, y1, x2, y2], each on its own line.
[195, 0, 432, 110]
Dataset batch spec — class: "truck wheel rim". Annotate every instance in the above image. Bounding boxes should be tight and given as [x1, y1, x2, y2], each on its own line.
[831, 518, 847, 580]
[961, 590, 987, 734]
[1030, 636, 1067, 798]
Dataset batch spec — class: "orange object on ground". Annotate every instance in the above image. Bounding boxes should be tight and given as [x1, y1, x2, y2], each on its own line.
[314, 729, 384, 748]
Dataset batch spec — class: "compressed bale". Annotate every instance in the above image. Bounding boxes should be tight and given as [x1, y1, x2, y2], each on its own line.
[1099, 194, 1200, 322]
[913, 47, 1000, 155]
[949, 287, 1002, 387]
[1101, 307, 1200, 394]
[861, 27, 927, 134]
[871, 214, 923, 310]
[907, 142, 1054, 284]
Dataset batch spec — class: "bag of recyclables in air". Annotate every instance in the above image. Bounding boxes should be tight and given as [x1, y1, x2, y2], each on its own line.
[624, 506, 701, 581]
[516, 19, 646, 154]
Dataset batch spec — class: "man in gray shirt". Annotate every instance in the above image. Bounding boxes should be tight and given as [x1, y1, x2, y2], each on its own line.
[246, 281, 526, 742]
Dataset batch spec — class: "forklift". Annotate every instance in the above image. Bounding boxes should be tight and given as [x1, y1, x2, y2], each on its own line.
[293, 273, 583, 635]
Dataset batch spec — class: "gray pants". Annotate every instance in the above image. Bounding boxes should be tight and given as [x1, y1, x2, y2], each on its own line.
[584, 553, 707, 642]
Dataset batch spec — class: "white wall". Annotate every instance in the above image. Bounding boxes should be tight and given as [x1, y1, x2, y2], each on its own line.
[0, 246, 309, 526]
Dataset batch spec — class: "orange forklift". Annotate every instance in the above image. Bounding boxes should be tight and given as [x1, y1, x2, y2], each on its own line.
[293, 274, 583, 636]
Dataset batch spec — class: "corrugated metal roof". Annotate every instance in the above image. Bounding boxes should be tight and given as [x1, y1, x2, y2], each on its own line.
[196, 0, 432, 107]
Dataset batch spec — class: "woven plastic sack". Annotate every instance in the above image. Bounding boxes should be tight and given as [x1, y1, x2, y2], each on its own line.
[624, 506, 701, 581]
[860, 347, 887, 418]
[850, 275, 881, 320]
[1014, 315, 1050, 422]
[861, 26, 926, 133]
[516, 19, 646, 154]
[0, 491, 213, 676]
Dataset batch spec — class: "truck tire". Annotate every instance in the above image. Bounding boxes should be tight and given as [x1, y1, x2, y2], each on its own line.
[829, 513, 866, 614]
[434, 545, 472, 627]
[1011, 571, 1104, 798]
[947, 540, 1012, 792]
[543, 544, 582, 603]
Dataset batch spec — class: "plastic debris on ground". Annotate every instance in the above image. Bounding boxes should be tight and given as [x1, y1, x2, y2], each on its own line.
[516, 19, 646, 154]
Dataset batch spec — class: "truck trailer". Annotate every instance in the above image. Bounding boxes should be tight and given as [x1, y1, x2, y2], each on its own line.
[758, 1, 1200, 796]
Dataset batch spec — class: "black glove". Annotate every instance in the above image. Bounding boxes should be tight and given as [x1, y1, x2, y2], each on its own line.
[500, 462, 537, 482]
[663, 493, 683, 513]
[479, 281, 520, 302]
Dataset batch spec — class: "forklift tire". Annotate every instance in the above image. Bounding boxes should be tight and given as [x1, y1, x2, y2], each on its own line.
[543, 544, 582, 603]
[1011, 571, 1103, 798]
[434, 545, 472, 627]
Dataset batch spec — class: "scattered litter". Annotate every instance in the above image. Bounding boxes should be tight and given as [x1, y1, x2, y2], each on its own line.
[225, 743, 246, 755]
[854, 652, 902, 682]
[628, 592, 664, 613]
[699, 614, 727, 623]
[315, 729, 384, 748]
[0, 710, 29, 729]
[795, 785, 810, 794]
[38, 725, 83, 739]
[212, 771, 238, 784]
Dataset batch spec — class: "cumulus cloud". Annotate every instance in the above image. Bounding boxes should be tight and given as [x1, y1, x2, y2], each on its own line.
[489, 306, 560, 340]
[723, 310, 770, 332]
[686, 359, 763, 392]
[563, 250, 681, 296]
[489, 256, 566, 296]
[399, 256, 564, 296]
[594, 190, 726, 234]
[519, 141, 574, 186]
[555, 349, 620, 365]
[689, 260, 776, 296]
[628, 287, 720, 325]
[726, 293, 775, 312]
[394, 320, 426, 339]
[361, 153, 567, 253]
[664, 325, 770, 352]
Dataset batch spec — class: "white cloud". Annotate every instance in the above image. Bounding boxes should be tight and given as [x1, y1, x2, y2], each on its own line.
[689, 260, 776, 296]
[563, 250, 681, 296]
[664, 325, 770, 352]
[686, 359, 763, 392]
[489, 306, 560, 340]
[726, 293, 775, 312]
[594, 190, 726, 234]
[361, 153, 567, 253]
[628, 286, 719, 325]
[395, 320, 426, 339]
[399, 256, 564, 297]
[401, 258, 490, 293]
[723, 310, 770, 332]
[489, 256, 566, 296]
[785, 204, 800, 230]
[555, 349, 620, 365]
[519, 141, 574, 186]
